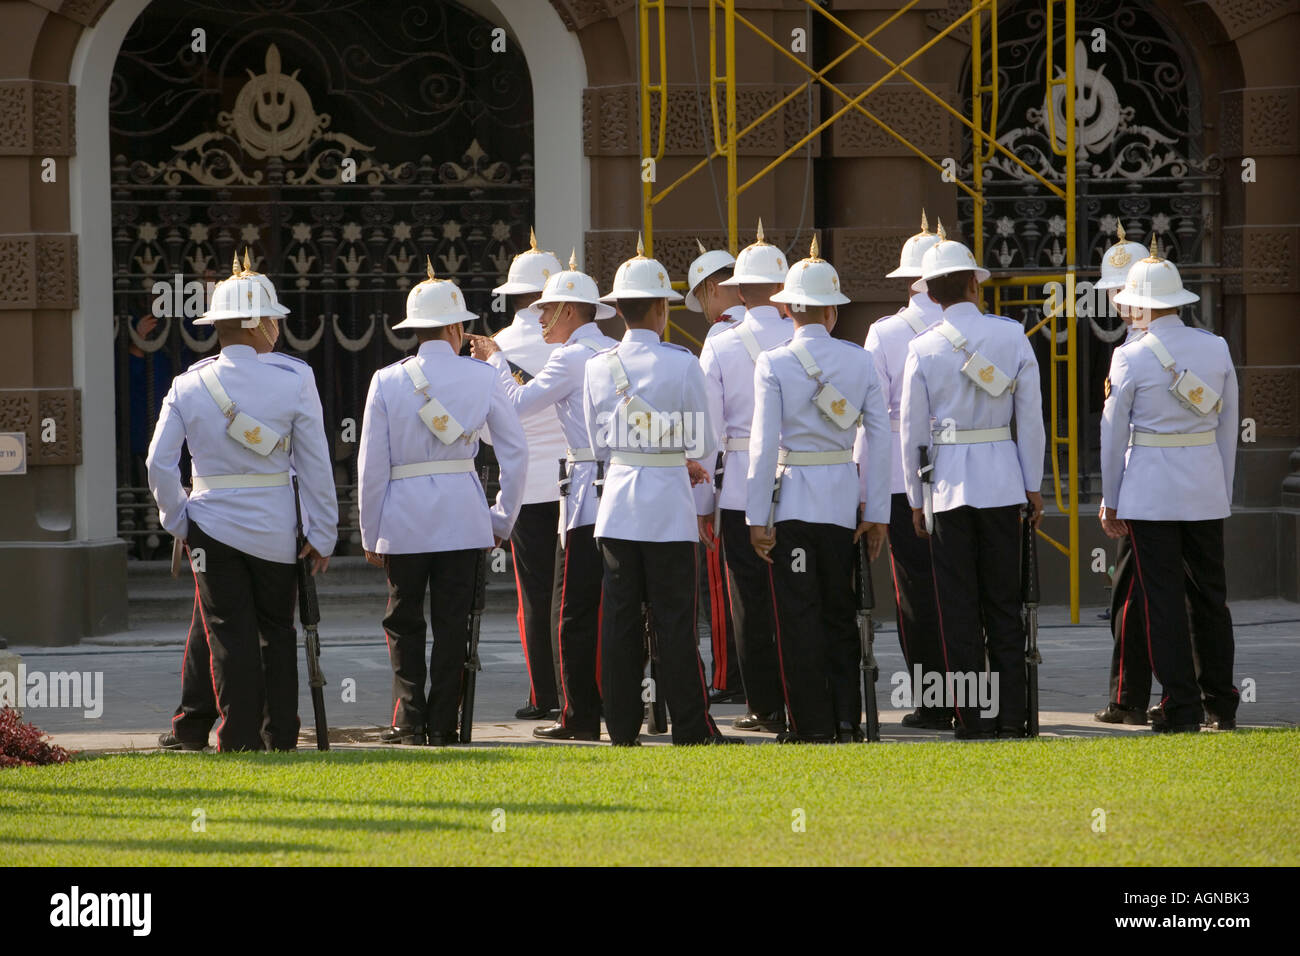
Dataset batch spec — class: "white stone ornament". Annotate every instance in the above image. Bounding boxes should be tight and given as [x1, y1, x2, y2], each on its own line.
[393, 257, 479, 329]
[719, 219, 789, 286]
[195, 250, 291, 326]
[492, 226, 563, 295]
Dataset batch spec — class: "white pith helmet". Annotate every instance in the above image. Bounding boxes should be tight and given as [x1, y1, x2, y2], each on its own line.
[1096, 221, 1152, 291]
[719, 219, 789, 286]
[886, 210, 942, 279]
[195, 250, 291, 326]
[527, 250, 617, 320]
[1112, 236, 1200, 309]
[914, 220, 991, 292]
[599, 234, 683, 302]
[685, 238, 736, 312]
[770, 234, 850, 307]
[492, 227, 563, 296]
[393, 257, 478, 329]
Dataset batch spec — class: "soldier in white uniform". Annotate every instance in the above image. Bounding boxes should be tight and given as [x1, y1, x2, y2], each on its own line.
[900, 229, 1045, 738]
[747, 237, 891, 742]
[148, 252, 338, 752]
[684, 241, 744, 701]
[1092, 222, 1155, 726]
[468, 254, 620, 740]
[583, 238, 732, 746]
[1101, 240, 1239, 733]
[489, 230, 568, 721]
[358, 261, 528, 746]
[694, 224, 793, 730]
[861, 212, 948, 730]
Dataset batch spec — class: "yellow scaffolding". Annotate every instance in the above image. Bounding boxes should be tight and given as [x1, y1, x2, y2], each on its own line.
[638, 0, 1080, 620]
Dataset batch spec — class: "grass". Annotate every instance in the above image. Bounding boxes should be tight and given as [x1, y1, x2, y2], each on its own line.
[3, 729, 1297, 866]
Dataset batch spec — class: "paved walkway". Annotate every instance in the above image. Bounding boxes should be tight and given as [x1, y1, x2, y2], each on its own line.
[8, 598, 1298, 752]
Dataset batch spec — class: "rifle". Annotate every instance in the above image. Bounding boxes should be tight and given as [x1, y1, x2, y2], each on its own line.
[557, 457, 570, 551]
[764, 467, 784, 535]
[643, 602, 668, 735]
[918, 446, 934, 534]
[459, 470, 491, 743]
[1021, 509, 1041, 737]
[292, 476, 329, 751]
[855, 535, 880, 742]
[711, 450, 725, 530]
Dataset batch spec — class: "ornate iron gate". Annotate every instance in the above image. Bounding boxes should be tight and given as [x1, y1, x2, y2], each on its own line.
[110, 0, 534, 556]
[958, 0, 1220, 487]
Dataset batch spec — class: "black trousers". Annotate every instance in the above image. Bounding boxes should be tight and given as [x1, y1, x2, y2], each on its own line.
[383, 550, 477, 736]
[720, 508, 784, 715]
[768, 520, 859, 740]
[598, 537, 719, 745]
[1127, 519, 1238, 725]
[702, 538, 741, 692]
[885, 493, 946, 718]
[929, 505, 1026, 734]
[170, 576, 218, 745]
[188, 522, 299, 752]
[553, 524, 604, 734]
[512, 501, 561, 710]
[1107, 533, 1152, 710]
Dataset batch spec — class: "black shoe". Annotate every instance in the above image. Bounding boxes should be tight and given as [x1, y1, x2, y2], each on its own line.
[709, 687, 746, 705]
[611, 738, 642, 747]
[733, 710, 785, 733]
[158, 732, 205, 752]
[1095, 703, 1148, 725]
[901, 711, 953, 730]
[426, 731, 459, 746]
[533, 723, 599, 741]
[1205, 715, 1237, 731]
[953, 725, 994, 740]
[996, 727, 1028, 739]
[1151, 722, 1200, 734]
[380, 726, 425, 745]
[836, 722, 865, 743]
[1147, 704, 1164, 723]
[700, 734, 745, 745]
[515, 703, 560, 720]
[776, 731, 835, 744]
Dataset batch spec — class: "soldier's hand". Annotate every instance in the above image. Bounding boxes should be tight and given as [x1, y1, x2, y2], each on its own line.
[686, 460, 710, 486]
[750, 526, 775, 564]
[494, 536, 504, 549]
[855, 522, 888, 561]
[1100, 507, 1129, 540]
[1025, 490, 1044, 529]
[467, 334, 499, 361]
[364, 549, 386, 569]
[911, 507, 929, 539]
[299, 543, 330, 576]
[698, 515, 718, 549]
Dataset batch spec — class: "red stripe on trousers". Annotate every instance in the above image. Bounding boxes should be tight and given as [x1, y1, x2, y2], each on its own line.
[187, 543, 225, 751]
[1117, 567, 1136, 703]
[1125, 525, 1166, 711]
[557, 535, 573, 726]
[707, 545, 727, 688]
[512, 556, 536, 706]
[170, 579, 201, 736]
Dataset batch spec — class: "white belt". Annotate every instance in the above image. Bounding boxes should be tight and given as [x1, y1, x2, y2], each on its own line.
[566, 447, 596, 463]
[390, 459, 476, 480]
[890, 419, 901, 432]
[1130, 430, 1216, 448]
[777, 448, 854, 467]
[610, 451, 687, 468]
[933, 426, 1013, 445]
[724, 437, 750, 452]
[191, 472, 290, 492]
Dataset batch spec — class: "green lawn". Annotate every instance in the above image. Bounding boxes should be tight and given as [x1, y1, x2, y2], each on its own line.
[4, 729, 1297, 866]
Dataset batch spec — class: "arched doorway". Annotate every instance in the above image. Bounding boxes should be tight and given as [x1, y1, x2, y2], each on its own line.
[103, 0, 540, 556]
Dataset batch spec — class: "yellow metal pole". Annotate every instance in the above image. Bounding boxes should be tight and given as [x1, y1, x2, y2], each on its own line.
[971, 0, 984, 303]
[1064, 0, 1079, 623]
[725, 0, 737, 252]
[639, 0, 653, 254]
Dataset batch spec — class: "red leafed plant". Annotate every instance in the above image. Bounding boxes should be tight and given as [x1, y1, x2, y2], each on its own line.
[0, 706, 70, 768]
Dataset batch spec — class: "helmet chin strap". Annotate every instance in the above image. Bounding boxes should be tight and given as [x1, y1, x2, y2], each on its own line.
[257, 317, 276, 348]
[541, 302, 567, 337]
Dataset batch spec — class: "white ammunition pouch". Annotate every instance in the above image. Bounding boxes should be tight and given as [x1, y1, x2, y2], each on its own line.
[402, 359, 468, 445]
[1139, 332, 1223, 416]
[788, 340, 860, 431]
[603, 351, 677, 445]
[199, 365, 290, 457]
[934, 321, 1015, 398]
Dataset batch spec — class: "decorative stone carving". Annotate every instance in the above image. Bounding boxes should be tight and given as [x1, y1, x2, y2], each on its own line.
[1222, 229, 1243, 296]
[0, 388, 83, 466]
[35, 235, 79, 309]
[583, 84, 821, 157]
[548, 0, 634, 32]
[831, 84, 954, 157]
[57, 0, 114, 27]
[1243, 87, 1299, 154]
[829, 228, 917, 300]
[1243, 227, 1299, 293]
[0, 82, 33, 154]
[1241, 368, 1300, 437]
[1205, 0, 1299, 41]
[925, 0, 973, 45]
[0, 236, 37, 309]
[1220, 89, 1243, 157]
[0, 81, 74, 155]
